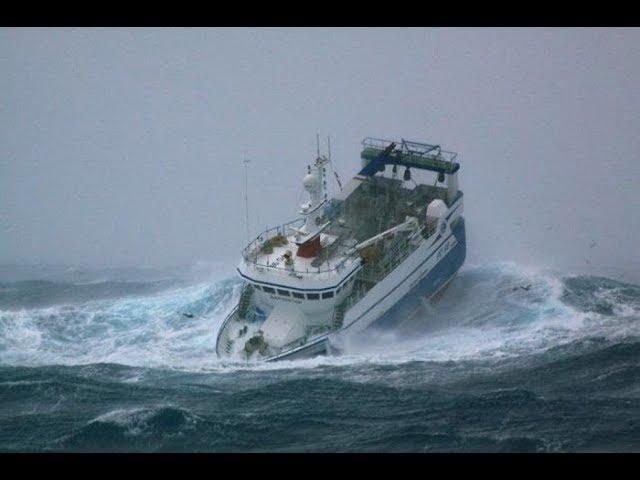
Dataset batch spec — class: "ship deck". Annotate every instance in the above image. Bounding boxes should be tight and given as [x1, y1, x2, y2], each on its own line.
[241, 175, 452, 284]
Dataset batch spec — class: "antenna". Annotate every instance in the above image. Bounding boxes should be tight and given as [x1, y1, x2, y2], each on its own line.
[316, 133, 320, 158]
[243, 154, 251, 244]
[334, 171, 343, 192]
[327, 135, 343, 192]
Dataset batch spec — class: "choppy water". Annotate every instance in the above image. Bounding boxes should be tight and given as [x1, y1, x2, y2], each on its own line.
[0, 262, 638, 452]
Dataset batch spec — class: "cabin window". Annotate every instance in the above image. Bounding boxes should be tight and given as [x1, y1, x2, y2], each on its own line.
[253, 285, 262, 291]
[292, 292, 305, 299]
[336, 286, 342, 294]
[277, 289, 290, 297]
[262, 286, 275, 294]
[322, 291, 334, 299]
[307, 293, 320, 300]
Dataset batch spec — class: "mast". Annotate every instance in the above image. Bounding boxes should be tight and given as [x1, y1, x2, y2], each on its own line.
[243, 154, 251, 244]
[327, 135, 343, 192]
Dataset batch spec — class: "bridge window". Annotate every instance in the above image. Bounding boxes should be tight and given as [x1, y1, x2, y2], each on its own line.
[253, 285, 262, 291]
[262, 286, 275, 294]
[292, 292, 305, 299]
[307, 293, 320, 300]
[322, 291, 334, 299]
[277, 289, 290, 297]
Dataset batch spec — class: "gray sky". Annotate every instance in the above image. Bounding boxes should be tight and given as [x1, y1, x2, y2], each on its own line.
[1, 28, 639, 279]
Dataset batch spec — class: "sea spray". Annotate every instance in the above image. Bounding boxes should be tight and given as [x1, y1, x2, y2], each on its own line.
[0, 263, 638, 451]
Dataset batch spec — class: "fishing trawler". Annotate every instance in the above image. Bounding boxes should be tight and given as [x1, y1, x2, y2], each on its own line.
[216, 137, 466, 361]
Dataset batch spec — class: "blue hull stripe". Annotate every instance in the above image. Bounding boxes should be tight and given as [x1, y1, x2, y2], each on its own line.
[345, 218, 466, 329]
[372, 218, 466, 328]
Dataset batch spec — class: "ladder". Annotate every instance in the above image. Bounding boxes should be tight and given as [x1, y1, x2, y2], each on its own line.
[238, 283, 254, 320]
[332, 301, 347, 329]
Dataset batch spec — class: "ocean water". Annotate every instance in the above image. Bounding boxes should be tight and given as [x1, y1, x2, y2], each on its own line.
[0, 262, 638, 452]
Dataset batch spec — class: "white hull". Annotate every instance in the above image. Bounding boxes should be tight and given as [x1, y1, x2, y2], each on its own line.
[217, 210, 466, 362]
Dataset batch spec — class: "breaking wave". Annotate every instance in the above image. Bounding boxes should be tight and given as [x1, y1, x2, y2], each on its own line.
[2, 262, 638, 370]
[1, 262, 639, 451]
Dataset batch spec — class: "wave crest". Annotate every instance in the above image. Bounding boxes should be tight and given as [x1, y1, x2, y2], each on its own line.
[0, 262, 638, 371]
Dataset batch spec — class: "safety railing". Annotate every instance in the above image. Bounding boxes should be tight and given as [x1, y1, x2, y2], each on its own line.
[241, 218, 305, 260]
[361, 137, 458, 164]
[241, 218, 360, 276]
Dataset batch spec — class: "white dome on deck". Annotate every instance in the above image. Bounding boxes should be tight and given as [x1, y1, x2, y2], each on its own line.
[303, 172, 320, 192]
[426, 199, 447, 218]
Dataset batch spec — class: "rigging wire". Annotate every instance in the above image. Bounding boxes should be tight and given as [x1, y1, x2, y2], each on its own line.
[243, 153, 251, 243]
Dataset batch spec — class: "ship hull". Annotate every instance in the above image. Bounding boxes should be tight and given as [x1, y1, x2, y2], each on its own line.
[216, 217, 466, 362]
[217, 218, 466, 362]
[261, 217, 466, 361]
[368, 216, 466, 330]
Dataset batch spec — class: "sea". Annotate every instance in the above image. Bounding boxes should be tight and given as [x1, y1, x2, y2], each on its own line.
[0, 262, 638, 452]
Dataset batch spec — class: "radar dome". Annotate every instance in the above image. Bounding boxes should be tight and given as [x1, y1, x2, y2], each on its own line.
[426, 199, 447, 218]
[303, 172, 320, 192]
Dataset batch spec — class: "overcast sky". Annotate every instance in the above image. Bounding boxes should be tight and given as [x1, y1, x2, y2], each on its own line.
[1, 28, 639, 279]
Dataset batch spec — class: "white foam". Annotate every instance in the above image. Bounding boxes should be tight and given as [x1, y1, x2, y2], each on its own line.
[1, 262, 638, 372]
[0, 280, 240, 369]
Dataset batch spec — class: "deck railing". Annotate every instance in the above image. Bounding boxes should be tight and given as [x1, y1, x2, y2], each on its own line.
[361, 137, 459, 175]
[361, 137, 458, 164]
[241, 218, 359, 276]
